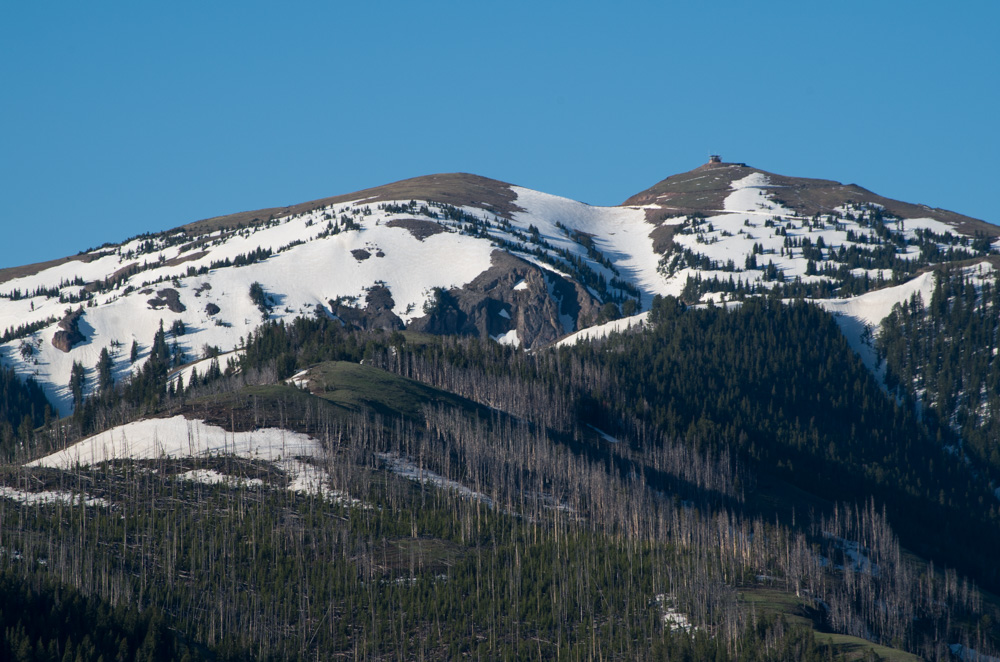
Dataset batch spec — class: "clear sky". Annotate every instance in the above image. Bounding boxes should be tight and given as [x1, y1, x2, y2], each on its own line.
[1, 1, 997, 269]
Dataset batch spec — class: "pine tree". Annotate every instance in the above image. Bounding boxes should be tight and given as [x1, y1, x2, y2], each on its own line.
[97, 347, 114, 393]
[69, 361, 86, 408]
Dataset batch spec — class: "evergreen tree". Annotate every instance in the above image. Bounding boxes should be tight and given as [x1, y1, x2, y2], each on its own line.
[69, 360, 86, 408]
[97, 347, 114, 393]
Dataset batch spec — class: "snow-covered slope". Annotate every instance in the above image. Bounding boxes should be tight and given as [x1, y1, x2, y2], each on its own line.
[509, 187, 664, 309]
[657, 171, 991, 300]
[27, 414, 344, 499]
[552, 312, 649, 348]
[0, 164, 995, 415]
[0, 183, 666, 413]
[817, 271, 937, 378]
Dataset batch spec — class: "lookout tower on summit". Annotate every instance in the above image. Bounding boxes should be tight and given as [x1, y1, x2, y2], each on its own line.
[708, 154, 722, 164]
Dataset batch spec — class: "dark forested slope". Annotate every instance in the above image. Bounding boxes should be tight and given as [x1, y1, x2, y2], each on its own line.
[1, 295, 999, 660]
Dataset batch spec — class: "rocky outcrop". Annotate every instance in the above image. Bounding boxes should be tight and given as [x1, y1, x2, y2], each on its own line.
[147, 288, 185, 313]
[329, 285, 404, 332]
[385, 218, 447, 240]
[51, 308, 86, 353]
[408, 251, 603, 349]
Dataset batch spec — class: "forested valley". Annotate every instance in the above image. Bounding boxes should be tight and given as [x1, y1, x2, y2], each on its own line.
[2, 285, 999, 660]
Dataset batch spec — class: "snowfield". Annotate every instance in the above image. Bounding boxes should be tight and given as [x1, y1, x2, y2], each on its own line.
[509, 186, 669, 309]
[27, 415, 346, 500]
[553, 312, 648, 347]
[818, 262, 996, 381]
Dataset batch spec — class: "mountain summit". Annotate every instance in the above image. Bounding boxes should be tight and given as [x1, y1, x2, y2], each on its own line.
[625, 158, 992, 234]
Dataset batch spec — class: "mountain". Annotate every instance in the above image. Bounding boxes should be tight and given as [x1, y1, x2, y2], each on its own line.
[2, 160, 1000, 660]
[2, 160, 996, 418]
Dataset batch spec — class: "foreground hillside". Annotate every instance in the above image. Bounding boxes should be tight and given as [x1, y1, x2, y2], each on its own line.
[2, 162, 1000, 660]
[0, 297, 997, 659]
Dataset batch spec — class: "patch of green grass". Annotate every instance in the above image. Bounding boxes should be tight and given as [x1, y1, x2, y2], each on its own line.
[179, 361, 483, 436]
[182, 382, 336, 432]
[812, 633, 921, 662]
[739, 587, 922, 661]
[740, 587, 817, 629]
[302, 361, 480, 421]
[398, 329, 441, 346]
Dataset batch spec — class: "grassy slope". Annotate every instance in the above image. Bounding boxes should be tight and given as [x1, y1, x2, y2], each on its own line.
[739, 588, 922, 662]
[301, 361, 480, 420]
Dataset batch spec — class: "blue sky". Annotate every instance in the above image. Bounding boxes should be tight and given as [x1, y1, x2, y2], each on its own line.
[2, 1, 997, 268]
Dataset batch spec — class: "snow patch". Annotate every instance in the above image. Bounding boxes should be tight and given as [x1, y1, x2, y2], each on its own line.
[653, 594, 696, 632]
[585, 424, 619, 444]
[285, 367, 312, 389]
[723, 172, 776, 213]
[511, 186, 668, 310]
[377, 452, 492, 506]
[0, 486, 109, 507]
[554, 312, 648, 347]
[491, 328, 520, 348]
[176, 469, 265, 489]
[27, 415, 346, 499]
[817, 271, 937, 381]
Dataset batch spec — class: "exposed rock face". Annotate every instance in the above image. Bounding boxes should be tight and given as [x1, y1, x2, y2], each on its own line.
[146, 288, 186, 313]
[51, 308, 85, 353]
[385, 218, 447, 241]
[408, 251, 602, 349]
[205, 303, 221, 316]
[329, 285, 404, 332]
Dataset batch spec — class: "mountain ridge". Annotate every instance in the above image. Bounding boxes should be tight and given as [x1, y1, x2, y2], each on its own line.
[2, 162, 995, 285]
[1, 160, 997, 417]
